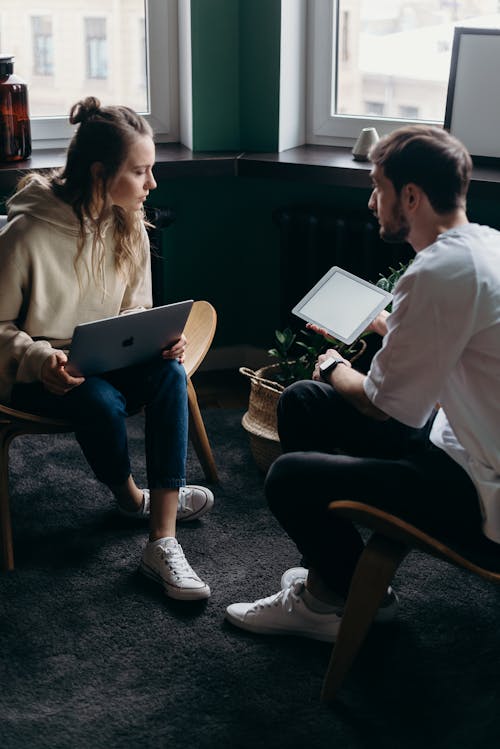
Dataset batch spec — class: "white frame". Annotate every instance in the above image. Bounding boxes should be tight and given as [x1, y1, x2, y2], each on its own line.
[307, 0, 426, 146]
[31, 0, 179, 148]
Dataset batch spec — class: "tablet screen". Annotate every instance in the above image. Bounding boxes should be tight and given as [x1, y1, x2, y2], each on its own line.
[292, 266, 393, 345]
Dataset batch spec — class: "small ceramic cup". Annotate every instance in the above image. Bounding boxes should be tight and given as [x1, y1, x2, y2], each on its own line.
[352, 127, 379, 162]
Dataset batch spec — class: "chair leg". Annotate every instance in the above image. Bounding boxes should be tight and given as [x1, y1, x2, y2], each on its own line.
[0, 426, 15, 571]
[321, 533, 408, 702]
[187, 378, 219, 483]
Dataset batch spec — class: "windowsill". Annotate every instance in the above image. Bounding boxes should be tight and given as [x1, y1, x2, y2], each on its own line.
[1, 143, 500, 198]
[238, 146, 500, 199]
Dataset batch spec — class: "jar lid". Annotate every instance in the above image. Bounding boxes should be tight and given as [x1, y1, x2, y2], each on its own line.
[0, 55, 14, 75]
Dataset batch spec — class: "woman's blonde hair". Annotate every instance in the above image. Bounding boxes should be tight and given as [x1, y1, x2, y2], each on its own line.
[51, 96, 153, 285]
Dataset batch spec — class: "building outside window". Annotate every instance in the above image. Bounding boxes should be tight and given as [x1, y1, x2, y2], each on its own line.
[0, 0, 178, 145]
[85, 17, 107, 80]
[32, 16, 54, 76]
[309, 0, 500, 142]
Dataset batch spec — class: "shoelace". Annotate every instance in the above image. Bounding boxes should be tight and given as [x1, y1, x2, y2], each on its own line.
[156, 543, 197, 580]
[254, 581, 304, 614]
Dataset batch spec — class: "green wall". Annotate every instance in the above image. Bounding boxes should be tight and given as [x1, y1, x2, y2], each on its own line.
[150, 175, 373, 351]
[190, 0, 281, 152]
[149, 171, 500, 353]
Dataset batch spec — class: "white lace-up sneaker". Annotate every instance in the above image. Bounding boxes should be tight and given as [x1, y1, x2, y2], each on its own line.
[279, 567, 399, 623]
[177, 485, 214, 522]
[140, 537, 210, 600]
[225, 581, 342, 642]
[118, 486, 214, 523]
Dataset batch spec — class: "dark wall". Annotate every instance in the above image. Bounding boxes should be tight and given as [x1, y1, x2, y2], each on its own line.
[150, 175, 393, 350]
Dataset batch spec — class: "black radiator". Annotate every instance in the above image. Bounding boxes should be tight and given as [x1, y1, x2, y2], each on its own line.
[273, 204, 413, 327]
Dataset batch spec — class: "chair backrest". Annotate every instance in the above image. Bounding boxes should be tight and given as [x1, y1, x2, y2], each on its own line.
[329, 500, 500, 581]
[183, 301, 217, 378]
[321, 499, 500, 702]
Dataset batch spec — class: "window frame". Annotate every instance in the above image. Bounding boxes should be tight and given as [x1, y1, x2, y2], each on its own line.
[31, 0, 179, 148]
[307, 0, 435, 146]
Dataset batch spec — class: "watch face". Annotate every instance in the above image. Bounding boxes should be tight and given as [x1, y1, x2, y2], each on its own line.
[320, 356, 339, 373]
[319, 356, 341, 380]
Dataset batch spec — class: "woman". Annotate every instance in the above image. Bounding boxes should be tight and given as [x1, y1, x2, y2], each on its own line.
[0, 97, 213, 601]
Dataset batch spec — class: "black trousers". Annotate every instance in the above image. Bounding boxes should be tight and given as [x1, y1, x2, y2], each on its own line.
[264, 380, 481, 598]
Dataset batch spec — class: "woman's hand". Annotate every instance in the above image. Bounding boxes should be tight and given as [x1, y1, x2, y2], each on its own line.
[41, 352, 85, 395]
[162, 333, 187, 365]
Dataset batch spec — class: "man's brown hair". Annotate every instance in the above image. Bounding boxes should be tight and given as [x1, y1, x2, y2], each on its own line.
[369, 125, 472, 213]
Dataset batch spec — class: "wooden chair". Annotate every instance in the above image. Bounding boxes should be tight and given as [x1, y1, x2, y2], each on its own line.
[0, 299, 219, 571]
[321, 500, 500, 702]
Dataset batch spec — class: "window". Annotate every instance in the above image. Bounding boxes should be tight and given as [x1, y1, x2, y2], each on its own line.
[364, 101, 384, 116]
[399, 104, 419, 120]
[32, 16, 54, 77]
[85, 18, 108, 80]
[1, 0, 178, 147]
[308, 0, 500, 144]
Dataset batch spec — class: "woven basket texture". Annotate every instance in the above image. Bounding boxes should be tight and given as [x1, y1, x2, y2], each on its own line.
[239, 364, 285, 472]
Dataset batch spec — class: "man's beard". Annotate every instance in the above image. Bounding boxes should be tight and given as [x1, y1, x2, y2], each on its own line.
[379, 202, 410, 244]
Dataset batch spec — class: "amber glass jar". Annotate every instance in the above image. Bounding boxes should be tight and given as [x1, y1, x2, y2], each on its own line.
[0, 55, 31, 162]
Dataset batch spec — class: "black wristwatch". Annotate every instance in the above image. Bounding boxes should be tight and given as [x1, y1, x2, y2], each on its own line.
[319, 356, 346, 381]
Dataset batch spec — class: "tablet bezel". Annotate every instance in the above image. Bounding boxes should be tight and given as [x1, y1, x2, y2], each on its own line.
[292, 266, 393, 345]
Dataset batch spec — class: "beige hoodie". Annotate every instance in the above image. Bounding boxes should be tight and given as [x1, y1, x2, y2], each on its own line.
[0, 175, 152, 402]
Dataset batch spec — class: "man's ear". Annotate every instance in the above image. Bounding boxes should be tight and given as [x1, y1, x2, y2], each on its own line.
[402, 182, 420, 212]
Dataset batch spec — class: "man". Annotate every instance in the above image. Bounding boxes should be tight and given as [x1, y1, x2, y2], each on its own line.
[226, 125, 500, 641]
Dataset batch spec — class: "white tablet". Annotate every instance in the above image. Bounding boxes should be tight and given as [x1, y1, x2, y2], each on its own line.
[292, 266, 393, 345]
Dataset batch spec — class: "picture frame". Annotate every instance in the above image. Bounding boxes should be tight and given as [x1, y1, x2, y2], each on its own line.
[444, 27, 500, 164]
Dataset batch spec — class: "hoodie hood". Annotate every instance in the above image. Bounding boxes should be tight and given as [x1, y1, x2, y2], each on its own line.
[6, 174, 81, 236]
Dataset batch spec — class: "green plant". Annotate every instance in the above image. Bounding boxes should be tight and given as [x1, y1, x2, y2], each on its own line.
[375, 260, 412, 309]
[268, 327, 362, 386]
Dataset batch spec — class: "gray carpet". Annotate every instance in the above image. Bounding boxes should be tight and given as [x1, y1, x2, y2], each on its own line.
[0, 408, 499, 749]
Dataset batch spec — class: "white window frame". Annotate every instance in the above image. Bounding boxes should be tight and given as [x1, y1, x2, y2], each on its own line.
[31, 0, 179, 149]
[307, 0, 427, 147]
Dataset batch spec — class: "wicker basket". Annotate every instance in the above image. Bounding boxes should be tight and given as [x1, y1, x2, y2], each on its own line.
[239, 340, 368, 473]
[239, 364, 285, 473]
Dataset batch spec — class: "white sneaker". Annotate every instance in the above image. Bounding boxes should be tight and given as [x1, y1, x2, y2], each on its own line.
[177, 485, 214, 522]
[280, 567, 399, 623]
[118, 486, 214, 523]
[225, 581, 342, 642]
[118, 490, 151, 519]
[140, 537, 210, 601]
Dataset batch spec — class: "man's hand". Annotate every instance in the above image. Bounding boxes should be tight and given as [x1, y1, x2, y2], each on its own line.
[313, 349, 351, 381]
[305, 322, 335, 341]
[162, 333, 187, 365]
[366, 309, 390, 336]
[41, 352, 85, 395]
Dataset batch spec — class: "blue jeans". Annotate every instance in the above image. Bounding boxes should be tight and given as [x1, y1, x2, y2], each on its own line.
[11, 358, 188, 490]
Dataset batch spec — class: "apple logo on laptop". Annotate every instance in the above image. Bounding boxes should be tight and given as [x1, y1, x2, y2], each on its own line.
[122, 336, 134, 347]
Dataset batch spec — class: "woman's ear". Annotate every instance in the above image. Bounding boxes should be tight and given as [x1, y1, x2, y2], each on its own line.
[90, 162, 106, 202]
[90, 162, 103, 181]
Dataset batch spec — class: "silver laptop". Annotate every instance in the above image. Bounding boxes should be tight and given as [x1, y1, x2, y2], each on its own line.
[66, 300, 193, 377]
